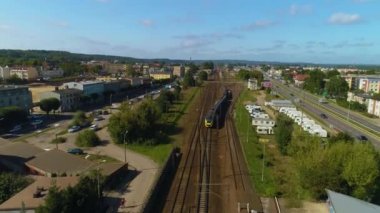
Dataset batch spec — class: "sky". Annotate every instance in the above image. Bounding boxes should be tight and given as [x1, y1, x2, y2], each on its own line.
[0, 0, 379, 64]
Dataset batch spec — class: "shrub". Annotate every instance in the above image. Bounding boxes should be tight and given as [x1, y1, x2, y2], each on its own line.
[75, 130, 100, 147]
[51, 137, 66, 144]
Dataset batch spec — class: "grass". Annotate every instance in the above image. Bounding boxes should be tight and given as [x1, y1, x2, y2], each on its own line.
[85, 154, 119, 163]
[125, 87, 200, 165]
[234, 88, 279, 196]
[127, 143, 173, 165]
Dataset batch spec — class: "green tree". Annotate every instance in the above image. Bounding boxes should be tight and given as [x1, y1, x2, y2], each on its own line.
[274, 114, 294, 154]
[75, 130, 100, 147]
[40, 98, 61, 115]
[188, 63, 199, 74]
[303, 70, 326, 94]
[0, 173, 32, 203]
[325, 76, 349, 98]
[202, 61, 214, 70]
[183, 71, 195, 88]
[372, 93, 380, 101]
[326, 69, 340, 78]
[126, 64, 138, 77]
[0, 106, 28, 131]
[5, 75, 27, 85]
[198, 71, 208, 81]
[342, 143, 380, 199]
[70, 111, 88, 126]
[173, 85, 182, 100]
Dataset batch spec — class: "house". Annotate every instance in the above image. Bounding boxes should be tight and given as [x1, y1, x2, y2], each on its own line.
[0, 85, 33, 112]
[367, 98, 380, 117]
[252, 118, 275, 127]
[248, 78, 259, 90]
[347, 91, 371, 105]
[125, 77, 143, 87]
[326, 189, 380, 213]
[40, 88, 82, 112]
[0, 142, 44, 173]
[10, 67, 38, 81]
[293, 74, 309, 87]
[0, 66, 10, 80]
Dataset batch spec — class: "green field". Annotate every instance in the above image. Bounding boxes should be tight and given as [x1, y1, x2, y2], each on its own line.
[234, 89, 279, 196]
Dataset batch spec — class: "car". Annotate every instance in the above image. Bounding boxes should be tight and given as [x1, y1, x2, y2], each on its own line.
[103, 110, 109, 115]
[320, 113, 328, 119]
[67, 148, 84, 155]
[9, 125, 22, 133]
[93, 116, 104, 121]
[357, 135, 368, 141]
[68, 125, 81, 133]
[89, 124, 99, 131]
[1, 133, 18, 139]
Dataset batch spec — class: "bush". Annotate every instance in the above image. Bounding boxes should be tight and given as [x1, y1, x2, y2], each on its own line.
[75, 130, 100, 147]
[51, 137, 66, 144]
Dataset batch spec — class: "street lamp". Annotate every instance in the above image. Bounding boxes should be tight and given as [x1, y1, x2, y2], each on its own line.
[123, 130, 128, 164]
[347, 101, 351, 121]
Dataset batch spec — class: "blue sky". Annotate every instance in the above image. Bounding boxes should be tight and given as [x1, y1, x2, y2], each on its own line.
[0, 0, 379, 64]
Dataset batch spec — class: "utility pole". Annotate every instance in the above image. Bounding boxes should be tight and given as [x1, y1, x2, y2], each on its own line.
[123, 130, 128, 164]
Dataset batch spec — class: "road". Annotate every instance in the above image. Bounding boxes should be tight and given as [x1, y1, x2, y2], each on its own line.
[271, 79, 380, 149]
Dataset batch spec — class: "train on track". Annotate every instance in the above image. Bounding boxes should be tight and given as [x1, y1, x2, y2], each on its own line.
[204, 89, 232, 128]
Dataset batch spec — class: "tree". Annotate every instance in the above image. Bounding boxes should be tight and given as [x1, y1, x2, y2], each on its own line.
[126, 64, 138, 77]
[325, 76, 349, 98]
[75, 130, 100, 147]
[40, 98, 60, 115]
[188, 63, 199, 74]
[0, 173, 32, 203]
[303, 70, 326, 94]
[173, 85, 182, 100]
[202, 61, 214, 70]
[326, 69, 340, 78]
[198, 71, 208, 81]
[274, 114, 293, 154]
[70, 111, 88, 126]
[372, 93, 380, 101]
[0, 106, 28, 131]
[5, 75, 27, 85]
[182, 71, 195, 88]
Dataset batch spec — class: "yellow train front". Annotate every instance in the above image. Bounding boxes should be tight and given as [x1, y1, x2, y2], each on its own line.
[204, 89, 232, 128]
[204, 109, 214, 127]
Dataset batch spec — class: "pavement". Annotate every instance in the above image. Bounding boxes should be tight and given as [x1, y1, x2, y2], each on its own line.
[17, 108, 159, 213]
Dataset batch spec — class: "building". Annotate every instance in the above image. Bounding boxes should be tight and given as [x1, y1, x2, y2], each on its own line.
[248, 78, 259, 90]
[256, 126, 274, 135]
[149, 70, 173, 80]
[0, 142, 44, 173]
[326, 189, 380, 213]
[0, 66, 10, 80]
[9, 67, 38, 81]
[265, 99, 295, 110]
[261, 80, 272, 89]
[26, 149, 94, 177]
[346, 91, 371, 105]
[40, 68, 64, 79]
[173, 65, 185, 78]
[293, 74, 309, 87]
[0, 85, 33, 111]
[63, 81, 104, 101]
[358, 76, 380, 93]
[0, 176, 79, 212]
[367, 98, 380, 117]
[40, 88, 82, 112]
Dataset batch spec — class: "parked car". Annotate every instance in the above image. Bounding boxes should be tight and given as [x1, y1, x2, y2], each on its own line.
[67, 148, 84, 155]
[9, 125, 22, 133]
[93, 116, 104, 121]
[320, 113, 328, 119]
[89, 124, 99, 131]
[1, 133, 18, 139]
[68, 125, 81, 133]
[357, 135, 368, 142]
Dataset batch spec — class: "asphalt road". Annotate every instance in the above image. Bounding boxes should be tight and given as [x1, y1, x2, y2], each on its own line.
[271, 80, 380, 149]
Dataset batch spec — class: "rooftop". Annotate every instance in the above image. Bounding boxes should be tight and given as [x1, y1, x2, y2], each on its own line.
[0, 85, 29, 91]
[327, 189, 380, 213]
[0, 142, 44, 161]
[0, 176, 79, 211]
[25, 149, 93, 175]
[51, 88, 82, 95]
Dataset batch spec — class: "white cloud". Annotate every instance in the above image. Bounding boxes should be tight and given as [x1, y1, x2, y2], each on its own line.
[139, 19, 154, 27]
[289, 4, 312, 15]
[328, 13, 362, 25]
[240, 20, 274, 31]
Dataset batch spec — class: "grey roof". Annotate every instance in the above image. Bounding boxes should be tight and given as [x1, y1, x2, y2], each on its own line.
[0, 142, 44, 161]
[327, 189, 380, 213]
[26, 149, 93, 175]
[52, 88, 82, 95]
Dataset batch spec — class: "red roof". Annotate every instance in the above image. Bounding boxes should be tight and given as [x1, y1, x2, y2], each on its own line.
[293, 74, 309, 81]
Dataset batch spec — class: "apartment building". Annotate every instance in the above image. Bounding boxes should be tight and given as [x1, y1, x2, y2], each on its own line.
[173, 65, 185, 78]
[40, 88, 82, 112]
[0, 85, 32, 111]
[342, 75, 380, 93]
[0, 66, 10, 80]
[367, 99, 380, 117]
[10, 67, 39, 81]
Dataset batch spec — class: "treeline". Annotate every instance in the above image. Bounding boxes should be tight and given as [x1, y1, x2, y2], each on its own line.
[237, 69, 264, 84]
[274, 115, 380, 202]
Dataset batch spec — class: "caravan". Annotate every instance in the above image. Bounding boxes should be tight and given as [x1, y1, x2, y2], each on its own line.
[256, 126, 274, 135]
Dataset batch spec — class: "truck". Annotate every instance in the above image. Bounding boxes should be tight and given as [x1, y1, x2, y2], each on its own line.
[319, 98, 328, 104]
